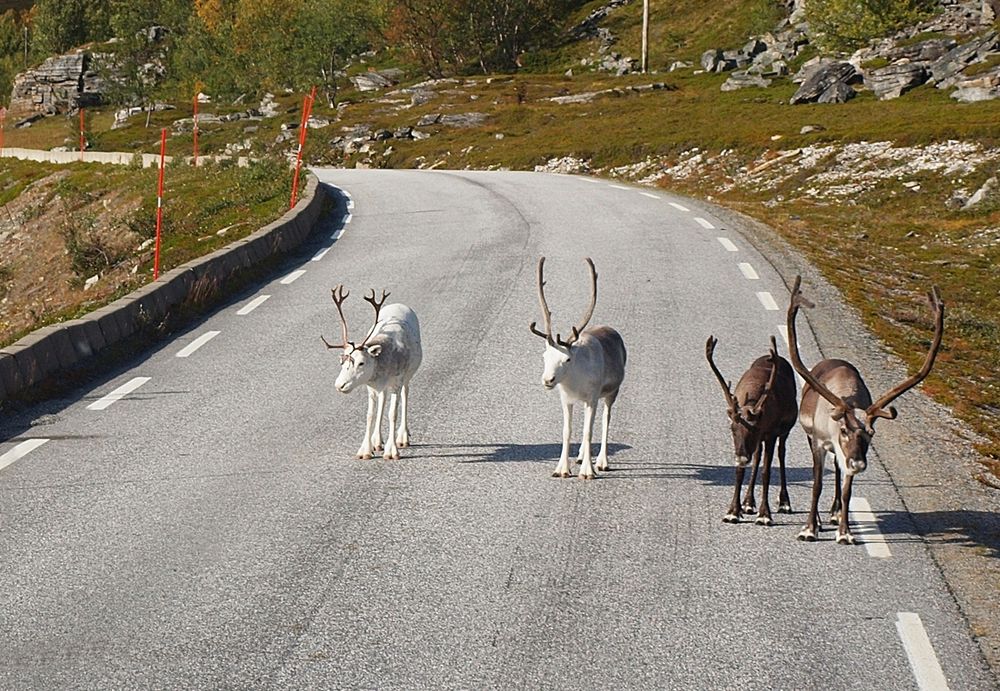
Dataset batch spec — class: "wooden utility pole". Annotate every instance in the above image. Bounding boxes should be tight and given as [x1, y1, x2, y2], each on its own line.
[641, 0, 650, 73]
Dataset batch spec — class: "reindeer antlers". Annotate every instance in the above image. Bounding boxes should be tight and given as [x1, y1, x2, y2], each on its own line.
[786, 275, 849, 413]
[359, 288, 391, 347]
[529, 257, 598, 347]
[705, 335, 736, 411]
[322, 284, 351, 350]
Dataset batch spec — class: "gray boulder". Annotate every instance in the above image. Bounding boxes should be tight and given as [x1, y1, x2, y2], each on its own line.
[721, 71, 772, 91]
[929, 31, 999, 87]
[885, 38, 957, 64]
[790, 62, 858, 104]
[950, 64, 1000, 101]
[865, 63, 928, 100]
[701, 49, 723, 72]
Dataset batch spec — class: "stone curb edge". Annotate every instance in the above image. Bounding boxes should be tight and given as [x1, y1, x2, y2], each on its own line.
[0, 171, 327, 402]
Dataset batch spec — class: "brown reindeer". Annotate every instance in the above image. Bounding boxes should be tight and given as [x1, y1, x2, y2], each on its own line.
[786, 275, 944, 544]
[706, 335, 798, 525]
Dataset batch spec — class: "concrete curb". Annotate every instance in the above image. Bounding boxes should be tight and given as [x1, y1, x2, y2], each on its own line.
[0, 172, 327, 402]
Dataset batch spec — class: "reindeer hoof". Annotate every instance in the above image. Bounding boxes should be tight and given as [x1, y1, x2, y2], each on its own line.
[797, 528, 817, 541]
[398, 441, 409, 448]
[836, 532, 855, 545]
[579, 472, 595, 481]
[756, 516, 774, 526]
[722, 514, 740, 524]
[596, 464, 610, 472]
[778, 503, 792, 514]
[383, 451, 400, 460]
[358, 453, 372, 460]
[552, 471, 571, 479]
[829, 513, 841, 525]
[741, 503, 756, 514]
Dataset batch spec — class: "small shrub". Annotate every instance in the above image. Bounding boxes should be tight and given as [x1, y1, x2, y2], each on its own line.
[806, 0, 937, 52]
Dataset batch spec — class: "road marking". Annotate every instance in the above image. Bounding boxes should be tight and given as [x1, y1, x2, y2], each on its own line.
[332, 227, 346, 241]
[896, 612, 950, 690]
[718, 237, 738, 252]
[312, 247, 331, 261]
[756, 292, 779, 311]
[344, 213, 353, 224]
[694, 217, 715, 229]
[281, 270, 306, 285]
[849, 496, 892, 558]
[347, 199, 355, 210]
[640, 192, 660, 199]
[237, 295, 270, 315]
[609, 184, 629, 190]
[669, 202, 689, 212]
[88, 377, 151, 411]
[0, 438, 49, 474]
[177, 330, 221, 358]
[738, 262, 760, 279]
[581, 178, 602, 184]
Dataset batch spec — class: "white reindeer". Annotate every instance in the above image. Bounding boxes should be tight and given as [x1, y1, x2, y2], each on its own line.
[322, 285, 422, 460]
[529, 257, 627, 480]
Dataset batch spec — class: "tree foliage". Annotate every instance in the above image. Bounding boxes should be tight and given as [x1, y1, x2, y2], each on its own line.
[805, 0, 937, 51]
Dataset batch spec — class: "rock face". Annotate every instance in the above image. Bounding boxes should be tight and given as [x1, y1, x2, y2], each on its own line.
[349, 69, 404, 92]
[865, 63, 928, 100]
[9, 52, 102, 121]
[790, 62, 859, 104]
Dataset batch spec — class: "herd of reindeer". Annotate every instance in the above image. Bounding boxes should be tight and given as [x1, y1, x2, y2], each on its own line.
[322, 258, 945, 547]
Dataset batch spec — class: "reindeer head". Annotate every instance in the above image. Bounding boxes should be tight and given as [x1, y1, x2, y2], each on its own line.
[322, 285, 390, 394]
[786, 275, 944, 475]
[528, 257, 598, 389]
[706, 335, 780, 467]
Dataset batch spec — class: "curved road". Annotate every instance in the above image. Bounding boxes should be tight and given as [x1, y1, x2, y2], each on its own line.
[0, 169, 992, 688]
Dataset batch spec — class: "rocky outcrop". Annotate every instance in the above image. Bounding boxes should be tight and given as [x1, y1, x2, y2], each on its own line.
[865, 63, 928, 100]
[9, 52, 102, 122]
[790, 62, 859, 104]
[951, 64, 1000, 101]
[350, 69, 404, 92]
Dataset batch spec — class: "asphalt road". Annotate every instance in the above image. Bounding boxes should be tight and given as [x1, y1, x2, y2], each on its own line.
[0, 169, 993, 689]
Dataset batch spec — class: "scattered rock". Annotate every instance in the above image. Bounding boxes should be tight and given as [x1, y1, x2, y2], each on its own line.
[865, 63, 928, 100]
[790, 62, 859, 104]
[350, 68, 404, 92]
[963, 175, 999, 209]
[800, 124, 825, 134]
[951, 65, 1000, 101]
[438, 113, 487, 128]
[721, 71, 772, 91]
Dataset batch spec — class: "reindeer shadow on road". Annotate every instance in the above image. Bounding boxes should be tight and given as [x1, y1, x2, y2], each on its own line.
[870, 509, 1000, 556]
[413, 442, 631, 465]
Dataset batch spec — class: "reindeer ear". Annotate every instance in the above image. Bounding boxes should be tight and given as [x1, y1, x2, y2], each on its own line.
[366, 344, 382, 357]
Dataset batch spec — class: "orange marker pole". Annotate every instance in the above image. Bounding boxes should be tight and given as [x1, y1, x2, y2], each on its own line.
[289, 88, 316, 210]
[192, 93, 199, 166]
[79, 108, 85, 160]
[154, 128, 167, 280]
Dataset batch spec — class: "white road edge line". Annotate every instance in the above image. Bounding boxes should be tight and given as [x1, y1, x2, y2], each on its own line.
[694, 217, 715, 229]
[640, 192, 660, 199]
[669, 202, 689, 212]
[738, 262, 760, 280]
[850, 496, 892, 558]
[756, 292, 779, 311]
[580, 178, 603, 184]
[281, 270, 306, 285]
[896, 612, 950, 690]
[237, 295, 270, 316]
[347, 199, 355, 210]
[718, 237, 738, 252]
[344, 213, 353, 224]
[0, 438, 49, 473]
[87, 377, 151, 411]
[176, 331, 221, 358]
[311, 247, 331, 262]
[609, 184, 629, 190]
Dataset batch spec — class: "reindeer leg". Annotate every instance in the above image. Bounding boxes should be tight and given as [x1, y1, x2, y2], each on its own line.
[383, 391, 400, 460]
[741, 444, 760, 514]
[777, 433, 792, 513]
[798, 438, 825, 541]
[595, 398, 612, 471]
[357, 388, 376, 459]
[578, 401, 598, 480]
[371, 391, 385, 452]
[836, 472, 856, 544]
[724, 465, 746, 523]
[829, 462, 843, 525]
[396, 383, 410, 448]
[756, 437, 777, 526]
[553, 402, 573, 478]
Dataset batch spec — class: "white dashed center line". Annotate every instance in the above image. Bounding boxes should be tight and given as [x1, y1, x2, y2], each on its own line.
[669, 202, 689, 212]
[718, 237, 739, 252]
[738, 262, 760, 279]
[88, 377, 151, 411]
[896, 612, 950, 690]
[609, 184, 629, 190]
[176, 330, 221, 358]
[641, 192, 661, 199]
[849, 496, 892, 558]
[237, 295, 270, 316]
[756, 292, 779, 311]
[281, 270, 306, 285]
[0, 438, 49, 474]
[694, 217, 715, 229]
[312, 247, 331, 261]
